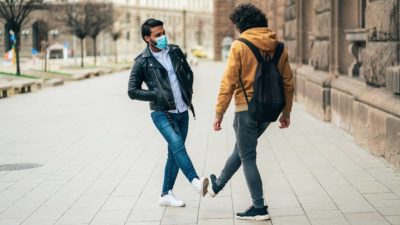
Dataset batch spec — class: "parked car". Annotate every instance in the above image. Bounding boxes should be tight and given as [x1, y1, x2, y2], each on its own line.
[190, 46, 208, 58]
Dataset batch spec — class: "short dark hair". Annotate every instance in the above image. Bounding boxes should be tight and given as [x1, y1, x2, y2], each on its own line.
[141, 18, 164, 41]
[229, 3, 268, 33]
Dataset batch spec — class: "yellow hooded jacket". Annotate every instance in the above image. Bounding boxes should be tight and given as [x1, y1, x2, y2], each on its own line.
[215, 27, 294, 119]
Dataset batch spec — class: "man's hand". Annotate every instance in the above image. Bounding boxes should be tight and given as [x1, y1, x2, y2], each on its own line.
[279, 115, 290, 129]
[213, 117, 223, 131]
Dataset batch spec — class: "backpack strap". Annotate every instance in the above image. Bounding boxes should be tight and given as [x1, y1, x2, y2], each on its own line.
[237, 38, 264, 63]
[237, 38, 259, 106]
[271, 42, 284, 66]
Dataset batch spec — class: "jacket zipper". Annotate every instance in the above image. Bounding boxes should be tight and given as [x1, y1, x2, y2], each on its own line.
[152, 66, 175, 110]
[172, 52, 196, 119]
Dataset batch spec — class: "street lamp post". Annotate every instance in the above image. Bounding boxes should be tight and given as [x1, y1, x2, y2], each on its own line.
[44, 29, 58, 72]
[72, 11, 77, 65]
[20, 30, 30, 61]
[0, 30, 2, 63]
[43, 40, 49, 72]
[182, 9, 187, 54]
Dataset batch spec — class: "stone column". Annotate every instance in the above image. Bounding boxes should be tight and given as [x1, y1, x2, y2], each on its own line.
[299, 0, 315, 65]
[284, 0, 297, 62]
[339, 0, 361, 76]
[310, 0, 330, 71]
[213, 0, 235, 61]
[329, 0, 339, 75]
[272, 0, 278, 32]
[296, 0, 303, 64]
[276, 0, 286, 39]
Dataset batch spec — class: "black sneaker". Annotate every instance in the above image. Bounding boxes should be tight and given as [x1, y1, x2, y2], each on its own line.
[207, 174, 222, 197]
[236, 205, 270, 221]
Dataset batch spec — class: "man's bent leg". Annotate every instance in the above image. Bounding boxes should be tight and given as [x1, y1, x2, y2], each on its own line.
[151, 111, 198, 183]
[217, 143, 241, 188]
[166, 112, 190, 191]
[162, 146, 179, 195]
[235, 112, 266, 208]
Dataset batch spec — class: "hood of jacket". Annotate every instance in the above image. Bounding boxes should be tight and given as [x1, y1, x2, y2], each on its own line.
[240, 27, 278, 53]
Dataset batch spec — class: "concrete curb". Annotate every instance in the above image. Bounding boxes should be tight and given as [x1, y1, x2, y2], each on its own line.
[0, 65, 129, 99]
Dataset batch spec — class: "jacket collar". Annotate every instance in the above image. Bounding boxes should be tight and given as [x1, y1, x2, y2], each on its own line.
[142, 45, 153, 58]
[142, 44, 177, 58]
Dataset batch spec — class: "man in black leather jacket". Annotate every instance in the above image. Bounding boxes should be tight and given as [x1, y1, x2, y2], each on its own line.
[127, 18, 209, 207]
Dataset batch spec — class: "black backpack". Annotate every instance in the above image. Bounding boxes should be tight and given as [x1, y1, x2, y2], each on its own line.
[237, 38, 286, 122]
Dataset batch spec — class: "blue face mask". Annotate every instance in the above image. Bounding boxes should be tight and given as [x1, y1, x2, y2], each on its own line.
[155, 35, 168, 50]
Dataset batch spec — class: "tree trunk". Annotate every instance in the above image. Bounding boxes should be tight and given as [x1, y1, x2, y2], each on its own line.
[44, 50, 47, 72]
[114, 40, 118, 64]
[93, 36, 97, 66]
[15, 32, 21, 76]
[80, 38, 84, 68]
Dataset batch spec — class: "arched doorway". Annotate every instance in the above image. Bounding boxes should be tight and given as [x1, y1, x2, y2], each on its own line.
[32, 21, 48, 53]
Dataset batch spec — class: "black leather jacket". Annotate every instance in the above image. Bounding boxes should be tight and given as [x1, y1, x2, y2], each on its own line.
[128, 45, 195, 117]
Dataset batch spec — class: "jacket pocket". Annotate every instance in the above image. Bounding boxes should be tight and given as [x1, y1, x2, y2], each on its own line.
[153, 87, 162, 104]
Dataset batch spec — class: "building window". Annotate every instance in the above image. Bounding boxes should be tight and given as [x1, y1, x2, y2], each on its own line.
[127, 13, 131, 23]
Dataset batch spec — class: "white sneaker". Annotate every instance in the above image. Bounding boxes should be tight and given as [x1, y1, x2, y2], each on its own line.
[191, 177, 209, 197]
[159, 190, 185, 207]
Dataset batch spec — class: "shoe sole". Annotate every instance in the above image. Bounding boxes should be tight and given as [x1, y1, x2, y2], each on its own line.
[236, 214, 270, 221]
[202, 178, 209, 197]
[159, 202, 186, 207]
[208, 185, 216, 197]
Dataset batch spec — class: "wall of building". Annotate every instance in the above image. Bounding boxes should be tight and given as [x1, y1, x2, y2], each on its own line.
[0, 0, 214, 63]
[296, 0, 400, 168]
[213, 0, 400, 168]
[213, 0, 235, 61]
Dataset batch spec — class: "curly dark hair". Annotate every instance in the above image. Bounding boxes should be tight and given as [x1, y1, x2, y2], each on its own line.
[229, 3, 268, 33]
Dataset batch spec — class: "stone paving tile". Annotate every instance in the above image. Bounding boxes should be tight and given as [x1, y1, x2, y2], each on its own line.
[0, 61, 399, 225]
[55, 207, 99, 224]
[126, 222, 160, 225]
[345, 212, 391, 225]
[270, 215, 311, 225]
[100, 196, 138, 212]
[198, 197, 233, 219]
[0, 218, 24, 225]
[161, 214, 198, 225]
[197, 219, 234, 225]
[90, 210, 130, 225]
[306, 209, 350, 225]
[268, 207, 304, 217]
[385, 216, 400, 225]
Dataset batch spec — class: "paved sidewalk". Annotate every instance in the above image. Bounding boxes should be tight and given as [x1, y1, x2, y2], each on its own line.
[0, 61, 399, 225]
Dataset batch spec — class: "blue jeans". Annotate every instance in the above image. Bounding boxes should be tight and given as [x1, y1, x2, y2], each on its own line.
[151, 110, 199, 195]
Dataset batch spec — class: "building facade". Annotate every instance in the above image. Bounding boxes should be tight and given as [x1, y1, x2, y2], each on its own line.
[0, 0, 214, 62]
[116, 0, 214, 58]
[214, 0, 400, 168]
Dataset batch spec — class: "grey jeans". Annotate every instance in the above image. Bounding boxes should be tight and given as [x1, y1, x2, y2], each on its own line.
[217, 111, 269, 208]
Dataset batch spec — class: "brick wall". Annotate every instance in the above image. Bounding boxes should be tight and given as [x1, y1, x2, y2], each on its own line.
[213, 0, 235, 61]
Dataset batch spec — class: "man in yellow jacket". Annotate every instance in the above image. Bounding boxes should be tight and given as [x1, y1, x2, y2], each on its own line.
[208, 3, 294, 221]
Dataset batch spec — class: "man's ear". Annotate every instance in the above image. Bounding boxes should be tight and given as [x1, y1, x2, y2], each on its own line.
[144, 36, 150, 44]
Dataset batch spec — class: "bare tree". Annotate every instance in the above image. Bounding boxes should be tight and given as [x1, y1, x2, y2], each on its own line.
[87, 2, 113, 66]
[64, 1, 92, 68]
[111, 30, 121, 64]
[109, 10, 124, 64]
[0, 0, 44, 75]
